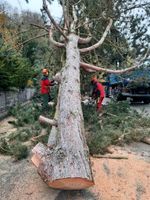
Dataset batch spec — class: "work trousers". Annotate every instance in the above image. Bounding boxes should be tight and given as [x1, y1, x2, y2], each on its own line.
[97, 96, 104, 111]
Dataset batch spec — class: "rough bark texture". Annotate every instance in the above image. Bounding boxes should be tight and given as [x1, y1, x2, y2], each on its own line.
[32, 34, 94, 190]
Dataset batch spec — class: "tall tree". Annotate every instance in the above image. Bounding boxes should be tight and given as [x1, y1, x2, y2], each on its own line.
[30, 0, 149, 190]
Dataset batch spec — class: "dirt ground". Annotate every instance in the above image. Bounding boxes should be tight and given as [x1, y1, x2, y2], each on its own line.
[0, 117, 150, 200]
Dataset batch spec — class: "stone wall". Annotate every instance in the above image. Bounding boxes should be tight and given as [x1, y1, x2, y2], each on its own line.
[0, 88, 35, 118]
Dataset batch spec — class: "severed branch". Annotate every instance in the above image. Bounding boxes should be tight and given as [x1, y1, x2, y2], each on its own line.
[43, 0, 68, 41]
[79, 18, 113, 53]
[52, 71, 62, 83]
[39, 115, 57, 126]
[49, 27, 65, 48]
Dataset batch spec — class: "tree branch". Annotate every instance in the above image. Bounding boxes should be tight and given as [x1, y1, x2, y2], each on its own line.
[39, 115, 57, 126]
[21, 33, 48, 45]
[43, 0, 68, 41]
[78, 36, 92, 44]
[79, 18, 113, 53]
[80, 50, 149, 74]
[49, 27, 65, 48]
[30, 23, 49, 32]
[7, 33, 48, 51]
[81, 65, 96, 72]
[124, 3, 149, 13]
[70, 5, 78, 32]
[61, 0, 69, 30]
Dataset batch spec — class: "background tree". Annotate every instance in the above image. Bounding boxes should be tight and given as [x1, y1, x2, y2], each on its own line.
[0, 2, 54, 89]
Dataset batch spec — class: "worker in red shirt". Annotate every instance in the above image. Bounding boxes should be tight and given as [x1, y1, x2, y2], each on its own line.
[40, 68, 55, 111]
[91, 77, 105, 111]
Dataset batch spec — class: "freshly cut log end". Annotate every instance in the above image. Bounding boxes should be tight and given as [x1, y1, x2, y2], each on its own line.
[31, 154, 41, 168]
[31, 153, 94, 190]
[31, 143, 94, 190]
[47, 177, 94, 190]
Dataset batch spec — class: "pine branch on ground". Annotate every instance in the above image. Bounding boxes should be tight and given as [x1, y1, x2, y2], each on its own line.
[83, 101, 150, 155]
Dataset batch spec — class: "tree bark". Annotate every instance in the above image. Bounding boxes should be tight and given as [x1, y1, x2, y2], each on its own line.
[32, 34, 94, 190]
[39, 115, 57, 126]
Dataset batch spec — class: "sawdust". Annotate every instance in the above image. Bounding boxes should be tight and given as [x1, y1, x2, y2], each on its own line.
[90, 146, 150, 200]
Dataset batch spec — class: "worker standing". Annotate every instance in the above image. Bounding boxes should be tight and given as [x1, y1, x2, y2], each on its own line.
[91, 77, 105, 111]
[40, 68, 55, 111]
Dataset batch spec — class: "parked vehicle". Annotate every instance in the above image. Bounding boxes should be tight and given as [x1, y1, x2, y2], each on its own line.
[107, 69, 150, 103]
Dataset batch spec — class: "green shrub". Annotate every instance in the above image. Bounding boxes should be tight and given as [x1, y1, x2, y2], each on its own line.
[83, 100, 150, 155]
[11, 142, 28, 160]
[0, 139, 28, 160]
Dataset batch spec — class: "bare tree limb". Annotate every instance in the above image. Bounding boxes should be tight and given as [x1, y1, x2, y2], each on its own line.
[70, 5, 78, 32]
[30, 23, 49, 32]
[78, 36, 92, 44]
[60, 0, 69, 30]
[39, 115, 57, 126]
[80, 62, 139, 74]
[43, 0, 68, 41]
[49, 27, 65, 48]
[81, 65, 96, 72]
[21, 33, 48, 45]
[80, 50, 149, 74]
[7, 33, 48, 51]
[79, 18, 113, 53]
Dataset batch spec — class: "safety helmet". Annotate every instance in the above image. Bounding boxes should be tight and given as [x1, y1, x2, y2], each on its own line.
[91, 76, 98, 83]
[42, 68, 49, 75]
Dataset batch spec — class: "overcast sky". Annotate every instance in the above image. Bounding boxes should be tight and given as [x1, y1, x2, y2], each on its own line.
[5, 0, 62, 18]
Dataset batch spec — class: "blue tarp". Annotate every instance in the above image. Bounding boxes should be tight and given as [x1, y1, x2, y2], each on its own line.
[106, 68, 150, 85]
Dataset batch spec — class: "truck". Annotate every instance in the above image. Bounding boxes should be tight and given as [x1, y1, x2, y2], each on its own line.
[107, 68, 150, 104]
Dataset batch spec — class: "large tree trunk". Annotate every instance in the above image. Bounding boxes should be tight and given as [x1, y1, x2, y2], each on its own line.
[32, 34, 94, 190]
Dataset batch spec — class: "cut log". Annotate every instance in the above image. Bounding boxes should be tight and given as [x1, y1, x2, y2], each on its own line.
[39, 115, 57, 126]
[32, 34, 94, 190]
[32, 143, 94, 190]
[141, 137, 150, 145]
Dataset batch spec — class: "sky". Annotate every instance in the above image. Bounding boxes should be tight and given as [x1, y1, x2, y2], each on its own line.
[4, 0, 62, 18]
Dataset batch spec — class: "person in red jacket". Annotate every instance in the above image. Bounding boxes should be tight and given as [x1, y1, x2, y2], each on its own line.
[91, 77, 105, 111]
[40, 68, 55, 110]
